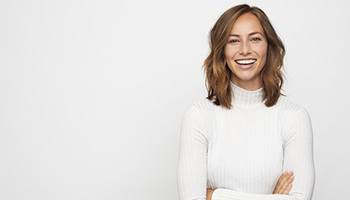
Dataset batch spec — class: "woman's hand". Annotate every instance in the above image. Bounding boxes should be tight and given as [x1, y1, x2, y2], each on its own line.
[272, 171, 295, 194]
[206, 171, 294, 199]
[206, 188, 216, 200]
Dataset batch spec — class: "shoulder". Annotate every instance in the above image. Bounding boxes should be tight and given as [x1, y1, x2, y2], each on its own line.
[183, 98, 216, 116]
[276, 95, 311, 118]
[179, 98, 216, 140]
[181, 98, 215, 130]
[277, 96, 313, 142]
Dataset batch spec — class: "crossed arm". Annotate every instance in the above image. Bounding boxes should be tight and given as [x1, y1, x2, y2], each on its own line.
[177, 106, 315, 200]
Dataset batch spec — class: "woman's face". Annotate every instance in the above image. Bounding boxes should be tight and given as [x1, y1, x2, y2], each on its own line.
[224, 12, 268, 90]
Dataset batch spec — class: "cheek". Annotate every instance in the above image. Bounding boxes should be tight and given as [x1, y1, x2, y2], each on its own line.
[224, 45, 239, 59]
[255, 43, 268, 57]
[257, 45, 268, 67]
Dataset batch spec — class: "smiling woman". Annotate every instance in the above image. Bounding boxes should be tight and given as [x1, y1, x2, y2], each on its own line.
[225, 13, 268, 88]
[202, 4, 286, 109]
[177, 3, 315, 200]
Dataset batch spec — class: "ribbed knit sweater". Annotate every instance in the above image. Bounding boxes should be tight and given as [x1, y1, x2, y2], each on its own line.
[177, 81, 315, 200]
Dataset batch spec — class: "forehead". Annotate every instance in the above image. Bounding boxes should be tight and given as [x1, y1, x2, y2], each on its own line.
[230, 13, 264, 34]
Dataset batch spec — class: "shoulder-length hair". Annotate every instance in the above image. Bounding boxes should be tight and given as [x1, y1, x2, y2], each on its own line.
[203, 4, 286, 109]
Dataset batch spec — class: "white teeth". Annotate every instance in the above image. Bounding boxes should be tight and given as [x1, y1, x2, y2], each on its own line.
[235, 59, 256, 65]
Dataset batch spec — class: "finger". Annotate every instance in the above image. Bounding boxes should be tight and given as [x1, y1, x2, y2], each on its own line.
[276, 173, 293, 193]
[280, 175, 294, 193]
[276, 172, 289, 186]
[282, 183, 293, 194]
[278, 173, 291, 186]
[274, 171, 293, 194]
[281, 175, 294, 191]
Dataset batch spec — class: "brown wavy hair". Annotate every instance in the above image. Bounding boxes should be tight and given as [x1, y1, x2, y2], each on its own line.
[203, 4, 286, 109]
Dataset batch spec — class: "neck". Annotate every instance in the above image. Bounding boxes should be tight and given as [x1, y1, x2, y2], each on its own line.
[230, 80, 264, 108]
[231, 77, 262, 91]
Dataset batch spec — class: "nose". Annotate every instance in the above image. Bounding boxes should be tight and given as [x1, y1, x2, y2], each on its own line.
[239, 40, 252, 55]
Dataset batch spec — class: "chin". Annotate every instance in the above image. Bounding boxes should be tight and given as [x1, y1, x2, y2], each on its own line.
[231, 67, 260, 81]
[235, 76, 256, 82]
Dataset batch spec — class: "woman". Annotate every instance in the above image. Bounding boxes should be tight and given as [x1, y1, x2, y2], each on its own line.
[177, 4, 315, 200]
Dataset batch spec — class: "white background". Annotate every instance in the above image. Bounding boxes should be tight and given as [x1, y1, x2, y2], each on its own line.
[1, 0, 349, 199]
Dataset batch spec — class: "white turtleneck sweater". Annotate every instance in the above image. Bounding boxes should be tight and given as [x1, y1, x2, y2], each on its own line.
[177, 81, 315, 200]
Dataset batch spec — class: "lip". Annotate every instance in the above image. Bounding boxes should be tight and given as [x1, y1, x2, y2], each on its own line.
[234, 58, 257, 64]
[236, 63, 254, 70]
[234, 58, 257, 70]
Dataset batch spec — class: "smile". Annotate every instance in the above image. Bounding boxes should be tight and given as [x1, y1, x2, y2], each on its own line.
[234, 58, 257, 65]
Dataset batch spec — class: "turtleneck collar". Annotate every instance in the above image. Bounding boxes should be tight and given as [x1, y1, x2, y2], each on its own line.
[230, 81, 265, 108]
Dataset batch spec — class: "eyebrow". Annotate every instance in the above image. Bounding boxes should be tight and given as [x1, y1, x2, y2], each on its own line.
[229, 32, 264, 37]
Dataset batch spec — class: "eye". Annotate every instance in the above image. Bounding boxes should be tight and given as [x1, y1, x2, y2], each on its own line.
[251, 37, 262, 42]
[228, 39, 239, 44]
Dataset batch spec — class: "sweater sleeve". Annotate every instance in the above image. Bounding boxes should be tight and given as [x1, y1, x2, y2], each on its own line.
[177, 104, 208, 200]
[212, 108, 316, 200]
